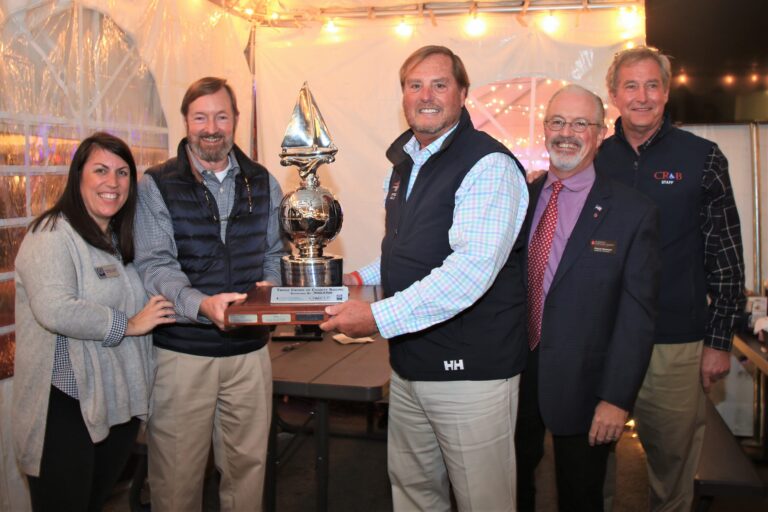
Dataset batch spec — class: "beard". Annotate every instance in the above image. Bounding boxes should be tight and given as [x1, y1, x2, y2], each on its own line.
[188, 130, 234, 164]
[546, 135, 587, 172]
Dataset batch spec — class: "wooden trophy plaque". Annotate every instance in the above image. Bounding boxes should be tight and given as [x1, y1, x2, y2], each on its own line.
[225, 285, 382, 327]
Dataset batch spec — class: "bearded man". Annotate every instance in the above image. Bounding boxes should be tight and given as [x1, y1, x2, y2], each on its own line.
[134, 77, 285, 512]
[515, 85, 660, 512]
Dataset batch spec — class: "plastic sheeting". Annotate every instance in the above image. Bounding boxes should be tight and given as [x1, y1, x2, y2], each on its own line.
[1, 0, 254, 149]
[0, 2, 168, 166]
[78, 0, 253, 150]
[253, 11, 632, 269]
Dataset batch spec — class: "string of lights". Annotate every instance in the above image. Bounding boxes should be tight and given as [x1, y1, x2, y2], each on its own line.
[208, 0, 644, 30]
[675, 71, 768, 88]
[296, 4, 642, 42]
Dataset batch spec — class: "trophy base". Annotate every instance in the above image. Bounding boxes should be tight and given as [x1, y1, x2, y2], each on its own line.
[281, 255, 343, 287]
[225, 285, 382, 326]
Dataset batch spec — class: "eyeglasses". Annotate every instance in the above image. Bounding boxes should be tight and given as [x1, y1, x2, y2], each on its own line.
[544, 118, 602, 133]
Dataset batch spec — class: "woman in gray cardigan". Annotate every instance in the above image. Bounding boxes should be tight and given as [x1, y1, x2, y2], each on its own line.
[13, 133, 175, 511]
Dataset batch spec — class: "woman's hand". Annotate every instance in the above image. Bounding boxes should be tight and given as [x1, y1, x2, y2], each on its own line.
[126, 295, 177, 336]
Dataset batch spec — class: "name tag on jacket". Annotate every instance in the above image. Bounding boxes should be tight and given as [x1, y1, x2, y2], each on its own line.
[590, 240, 617, 254]
[95, 264, 120, 279]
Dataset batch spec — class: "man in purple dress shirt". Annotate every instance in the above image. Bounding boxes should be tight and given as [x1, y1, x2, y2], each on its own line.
[515, 85, 661, 511]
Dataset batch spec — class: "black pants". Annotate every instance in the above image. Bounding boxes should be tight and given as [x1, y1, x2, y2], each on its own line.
[27, 386, 140, 512]
[515, 348, 611, 512]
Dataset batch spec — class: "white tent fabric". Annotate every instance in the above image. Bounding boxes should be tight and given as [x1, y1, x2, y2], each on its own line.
[82, 0, 254, 152]
[253, 11, 630, 269]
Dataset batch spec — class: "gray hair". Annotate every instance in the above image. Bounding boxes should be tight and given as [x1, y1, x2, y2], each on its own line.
[606, 46, 672, 96]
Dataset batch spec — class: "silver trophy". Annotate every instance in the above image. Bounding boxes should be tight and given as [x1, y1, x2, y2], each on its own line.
[279, 83, 343, 286]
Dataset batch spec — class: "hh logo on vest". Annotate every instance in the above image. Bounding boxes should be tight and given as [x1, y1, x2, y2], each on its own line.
[388, 176, 401, 201]
[444, 359, 464, 371]
[653, 170, 684, 185]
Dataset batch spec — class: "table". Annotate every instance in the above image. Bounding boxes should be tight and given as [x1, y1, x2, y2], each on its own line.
[265, 333, 390, 512]
[732, 332, 768, 460]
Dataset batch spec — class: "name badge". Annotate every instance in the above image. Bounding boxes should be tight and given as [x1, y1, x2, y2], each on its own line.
[95, 264, 120, 279]
[590, 240, 617, 254]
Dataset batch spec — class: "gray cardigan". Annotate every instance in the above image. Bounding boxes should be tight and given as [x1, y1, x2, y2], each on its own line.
[13, 217, 152, 476]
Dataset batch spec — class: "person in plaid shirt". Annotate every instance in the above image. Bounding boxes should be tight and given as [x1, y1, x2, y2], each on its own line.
[596, 46, 746, 512]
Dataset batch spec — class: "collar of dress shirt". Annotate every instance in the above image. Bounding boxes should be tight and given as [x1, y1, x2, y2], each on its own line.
[544, 162, 596, 193]
[403, 122, 460, 161]
[187, 148, 238, 182]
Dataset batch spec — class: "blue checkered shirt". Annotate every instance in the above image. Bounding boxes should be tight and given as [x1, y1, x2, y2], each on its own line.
[52, 310, 127, 398]
[357, 128, 528, 339]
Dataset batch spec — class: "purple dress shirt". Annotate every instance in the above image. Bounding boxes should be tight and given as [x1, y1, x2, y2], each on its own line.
[529, 165, 596, 300]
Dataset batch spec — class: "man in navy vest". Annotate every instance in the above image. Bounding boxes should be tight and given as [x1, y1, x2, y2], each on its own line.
[134, 77, 285, 511]
[595, 47, 746, 511]
[321, 46, 529, 510]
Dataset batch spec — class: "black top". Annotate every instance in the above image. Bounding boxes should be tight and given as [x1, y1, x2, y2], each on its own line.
[596, 115, 745, 347]
[381, 108, 528, 381]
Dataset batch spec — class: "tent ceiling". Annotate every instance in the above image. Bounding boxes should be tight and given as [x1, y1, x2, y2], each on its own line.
[208, 0, 641, 24]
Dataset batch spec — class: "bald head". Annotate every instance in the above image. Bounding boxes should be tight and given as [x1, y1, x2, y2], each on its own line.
[546, 85, 605, 126]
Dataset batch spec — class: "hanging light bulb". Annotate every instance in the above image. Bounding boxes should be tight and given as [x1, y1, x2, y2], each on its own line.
[464, 13, 487, 37]
[618, 7, 642, 32]
[323, 19, 339, 34]
[395, 18, 413, 38]
[540, 12, 559, 35]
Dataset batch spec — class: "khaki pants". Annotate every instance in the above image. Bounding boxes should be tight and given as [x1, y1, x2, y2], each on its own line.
[633, 341, 707, 512]
[388, 371, 520, 512]
[148, 346, 272, 512]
